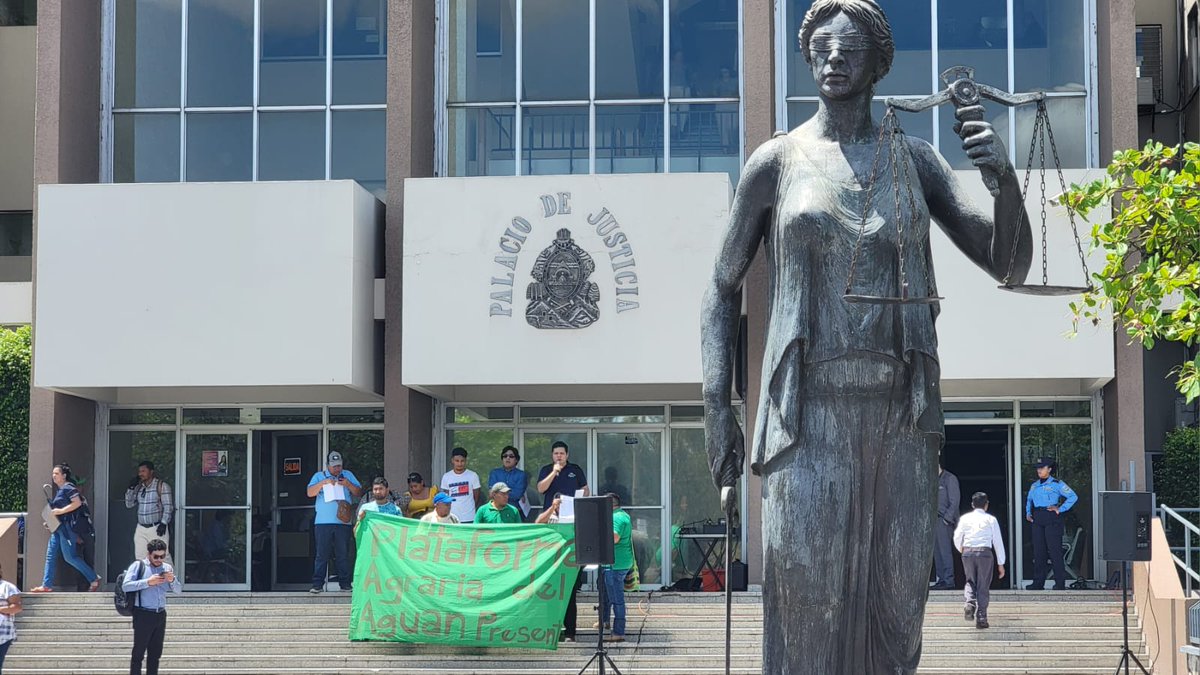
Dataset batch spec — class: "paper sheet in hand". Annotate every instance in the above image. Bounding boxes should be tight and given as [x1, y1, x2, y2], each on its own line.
[518, 495, 531, 517]
[322, 483, 343, 503]
[42, 504, 60, 533]
[558, 496, 575, 523]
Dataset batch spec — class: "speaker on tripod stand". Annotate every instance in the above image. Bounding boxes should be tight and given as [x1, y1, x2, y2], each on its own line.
[1099, 491, 1153, 675]
[573, 496, 622, 675]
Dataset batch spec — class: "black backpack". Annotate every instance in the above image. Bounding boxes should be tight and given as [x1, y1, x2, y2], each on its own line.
[114, 561, 146, 616]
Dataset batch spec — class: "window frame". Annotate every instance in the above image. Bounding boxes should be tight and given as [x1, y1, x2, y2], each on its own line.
[773, 0, 1099, 169]
[435, 0, 745, 178]
[99, 0, 388, 185]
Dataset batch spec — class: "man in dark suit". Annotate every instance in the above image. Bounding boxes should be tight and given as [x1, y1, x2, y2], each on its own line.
[931, 463, 961, 590]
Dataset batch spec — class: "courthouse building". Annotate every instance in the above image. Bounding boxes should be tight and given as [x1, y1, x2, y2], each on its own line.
[17, 0, 1161, 590]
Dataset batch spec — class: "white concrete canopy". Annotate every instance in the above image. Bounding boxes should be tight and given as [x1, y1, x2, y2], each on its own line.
[34, 181, 382, 403]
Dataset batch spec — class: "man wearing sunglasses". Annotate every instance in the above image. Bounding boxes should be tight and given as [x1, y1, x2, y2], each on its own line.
[488, 446, 530, 520]
[121, 538, 181, 675]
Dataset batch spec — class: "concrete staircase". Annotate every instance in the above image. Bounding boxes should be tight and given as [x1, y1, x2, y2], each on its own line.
[4, 590, 1145, 674]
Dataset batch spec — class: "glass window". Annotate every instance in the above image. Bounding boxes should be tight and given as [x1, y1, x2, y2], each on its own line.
[596, 105, 664, 174]
[1013, 0, 1086, 93]
[596, 432, 662, 507]
[329, 429, 384, 484]
[0, 0, 36, 25]
[669, 427, 723, 583]
[445, 428, 517, 475]
[522, 0, 588, 101]
[332, 0, 388, 105]
[943, 401, 1015, 420]
[184, 433, 249, 506]
[597, 0, 664, 100]
[1015, 97, 1088, 169]
[938, 0, 1007, 93]
[0, 212, 33, 258]
[114, 0, 181, 108]
[183, 509, 247, 584]
[185, 112, 253, 182]
[670, 0, 738, 98]
[259, 0, 326, 107]
[787, 0, 931, 98]
[448, 107, 516, 177]
[328, 406, 384, 424]
[448, 0, 516, 103]
[111, 408, 178, 425]
[182, 408, 242, 425]
[332, 110, 386, 197]
[626, 507, 664, 584]
[105, 430, 177, 582]
[1019, 423, 1093, 582]
[522, 106, 589, 175]
[448, 406, 514, 423]
[1019, 400, 1091, 419]
[113, 113, 180, 183]
[519, 406, 665, 425]
[258, 112, 326, 181]
[259, 408, 324, 424]
[186, 0, 253, 107]
[669, 102, 740, 183]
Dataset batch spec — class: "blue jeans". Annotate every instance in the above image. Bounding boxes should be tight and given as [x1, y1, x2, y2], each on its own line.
[312, 524, 353, 589]
[42, 527, 98, 588]
[601, 568, 629, 637]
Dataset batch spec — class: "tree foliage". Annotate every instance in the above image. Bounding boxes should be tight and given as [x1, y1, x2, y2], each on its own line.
[1058, 141, 1200, 401]
[1153, 426, 1200, 510]
[0, 326, 31, 512]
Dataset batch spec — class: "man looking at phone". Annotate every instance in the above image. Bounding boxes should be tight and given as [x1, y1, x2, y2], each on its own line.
[122, 538, 181, 675]
[306, 451, 362, 593]
[536, 441, 589, 500]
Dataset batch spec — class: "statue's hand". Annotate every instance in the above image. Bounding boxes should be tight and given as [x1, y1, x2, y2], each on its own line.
[705, 405, 744, 489]
[954, 104, 1010, 185]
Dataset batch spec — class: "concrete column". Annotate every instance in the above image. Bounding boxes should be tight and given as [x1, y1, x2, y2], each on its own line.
[741, 0, 775, 586]
[26, 0, 102, 589]
[383, 1, 437, 486]
[1095, 0, 1144, 495]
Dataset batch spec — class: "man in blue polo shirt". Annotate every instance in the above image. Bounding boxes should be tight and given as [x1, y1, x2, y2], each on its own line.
[536, 441, 589, 500]
[306, 451, 362, 593]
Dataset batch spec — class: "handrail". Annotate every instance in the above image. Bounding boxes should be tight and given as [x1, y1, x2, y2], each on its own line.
[1159, 504, 1200, 597]
[0, 512, 27, 589]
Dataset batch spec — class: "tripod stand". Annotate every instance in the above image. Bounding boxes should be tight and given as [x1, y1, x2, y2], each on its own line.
[576, 566, 623, 675]
[1114, 562, 1150, 675]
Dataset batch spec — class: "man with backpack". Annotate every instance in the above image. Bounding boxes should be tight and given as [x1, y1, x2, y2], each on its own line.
[120, 539, 181, 675]
[124, 461, 174, 565]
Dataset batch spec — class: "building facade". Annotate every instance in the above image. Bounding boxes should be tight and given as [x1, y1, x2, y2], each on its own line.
[24, 0, 1143, 591]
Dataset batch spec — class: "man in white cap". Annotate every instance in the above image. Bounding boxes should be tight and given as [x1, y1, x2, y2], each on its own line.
[475, 483, 522, 524]
[305, 451, 362, 593]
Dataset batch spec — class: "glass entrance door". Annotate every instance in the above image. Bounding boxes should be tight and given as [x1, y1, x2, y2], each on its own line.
[271, 431, 320, 590]
[596, 431, 665, 586]
[520, 430, 590, 509]
[181, 431, 252, 590]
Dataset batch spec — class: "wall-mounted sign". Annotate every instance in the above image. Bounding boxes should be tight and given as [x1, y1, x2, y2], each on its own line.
[240, 407, 261, 424]
[283, 457, 302, 476]
[202, 450, 229, 477]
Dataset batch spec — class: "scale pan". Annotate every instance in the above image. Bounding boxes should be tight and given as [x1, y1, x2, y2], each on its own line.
[843, 294, 944, 305]
[998, 284, 1093, 296]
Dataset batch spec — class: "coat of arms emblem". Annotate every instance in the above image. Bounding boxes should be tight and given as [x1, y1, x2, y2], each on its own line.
[525, 228, 600, 329]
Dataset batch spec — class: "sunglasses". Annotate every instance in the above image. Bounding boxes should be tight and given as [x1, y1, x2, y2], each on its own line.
[150, 554, 166, 561]
[502, 454, 518, 459]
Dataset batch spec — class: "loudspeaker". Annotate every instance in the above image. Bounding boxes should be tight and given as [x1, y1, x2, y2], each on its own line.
[1100, 491, 1153, 562]
[574, 496, 614, 566]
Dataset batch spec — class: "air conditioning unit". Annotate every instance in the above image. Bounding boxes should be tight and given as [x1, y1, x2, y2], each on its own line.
[1137, 77, 1157, 106]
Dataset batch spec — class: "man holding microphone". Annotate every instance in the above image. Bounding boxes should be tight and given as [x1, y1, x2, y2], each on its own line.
[536, 440, 589, 501]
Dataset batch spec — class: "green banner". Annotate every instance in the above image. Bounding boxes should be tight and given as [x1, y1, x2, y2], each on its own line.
[348, 511, 580, 650]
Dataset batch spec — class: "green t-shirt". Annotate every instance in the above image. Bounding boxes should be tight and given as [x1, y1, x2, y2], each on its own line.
[612, 509, 634, 570]
[475, 502, 522, 524]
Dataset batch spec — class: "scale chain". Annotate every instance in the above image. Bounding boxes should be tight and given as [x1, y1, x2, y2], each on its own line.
[1039, 106, 1049, 286]
[845, 107, 895, 296]
[1004, 108, 1041, 286]
[888, 116, 908, 299]
[894, 115, 928, 297]
[1042, 104, 1094, 284]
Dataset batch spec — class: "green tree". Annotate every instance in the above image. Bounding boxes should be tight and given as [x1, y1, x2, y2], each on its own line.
[0, 326, 31, 512]
[1059, 141, 1200, 401]
[1153, 426, 1200, 510]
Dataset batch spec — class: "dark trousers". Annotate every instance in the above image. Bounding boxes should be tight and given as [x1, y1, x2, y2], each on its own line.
[130, 609, 167, 675]
[933, 520, 956, 585]
[1, 638, 11, 673]
[562, 570, 583, 637]
[1030, 509, 1066, 588]
[312, 524, 353, 589]
[962, 549, 994, 620]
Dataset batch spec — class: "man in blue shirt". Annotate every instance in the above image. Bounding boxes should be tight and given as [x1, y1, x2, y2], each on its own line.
[536, 441, 589, 500]
[1024, 457, 1078, 590]
[122, 538, 182, 675]
[305, 451, 362, 593]
[488, 446, 529, 519]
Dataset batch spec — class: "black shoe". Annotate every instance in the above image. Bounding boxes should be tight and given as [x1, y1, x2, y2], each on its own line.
[975, 619, 989, 629]
[559, 634, 575, 643]
[340, 586, 353, 592]
[1052, 585, 1065, 591]
[1024, 584, 1044, 590]
[964, 604, 976, 621]
[308, 587, 323, 594]
[929, 582, 954, 591]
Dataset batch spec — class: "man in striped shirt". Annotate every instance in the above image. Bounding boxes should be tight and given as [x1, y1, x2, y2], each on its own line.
[124, 461, 174, 565]
[953, 491, 1007, 629]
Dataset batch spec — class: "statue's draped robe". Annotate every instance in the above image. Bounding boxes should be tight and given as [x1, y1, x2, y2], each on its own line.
[751, 135, 945, 674]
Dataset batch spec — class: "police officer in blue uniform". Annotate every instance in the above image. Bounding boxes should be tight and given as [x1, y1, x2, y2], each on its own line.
[1024, 457, 1078, 590]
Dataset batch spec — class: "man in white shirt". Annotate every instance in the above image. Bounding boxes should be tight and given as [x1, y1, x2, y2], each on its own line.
[420, 492, 461, 524]
[439, 447, 482, 523]
[953, 492, 1006, 629]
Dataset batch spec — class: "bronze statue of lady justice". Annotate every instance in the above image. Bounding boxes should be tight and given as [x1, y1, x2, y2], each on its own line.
[701, 1, 1033, 672]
